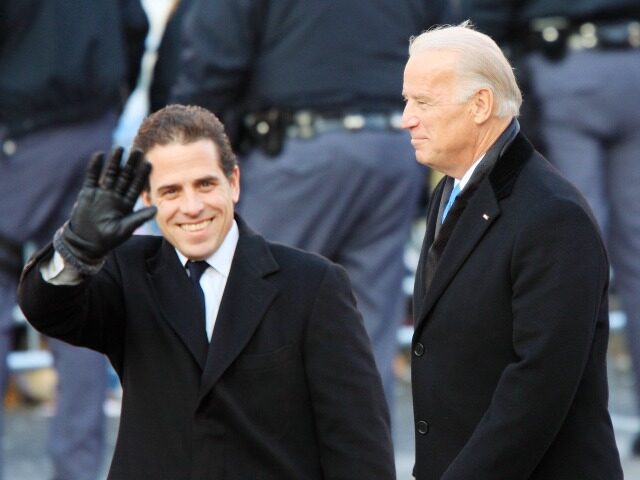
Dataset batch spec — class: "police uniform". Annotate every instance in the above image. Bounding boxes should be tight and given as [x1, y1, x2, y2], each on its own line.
[0, 2, 147, 478]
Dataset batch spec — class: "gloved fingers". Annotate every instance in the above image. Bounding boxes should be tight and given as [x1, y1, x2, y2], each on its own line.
[125, 159, 152, 204]
[83, 152, 105, 189]
[114, 149, 143, 197]
[119, 206, 157, 237]
[100, 147, 124, 190]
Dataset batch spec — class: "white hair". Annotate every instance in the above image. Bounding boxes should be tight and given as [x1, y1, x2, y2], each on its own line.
[409, 21, 522, 118]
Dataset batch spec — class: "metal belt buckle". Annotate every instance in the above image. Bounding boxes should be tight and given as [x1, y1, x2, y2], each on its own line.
[293, 110, 315, 138]
[630, 21, 640, 47]
[568, 22, 598, 50]
[342, 114, 366, 131]
[568, 20, 640, 50]
[389, 112, 403, 130]
[530, 16, 570, 44]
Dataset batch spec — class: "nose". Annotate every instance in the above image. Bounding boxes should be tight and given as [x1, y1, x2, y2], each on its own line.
[401, 104, 419, 129]
[180, 190, 204, 216]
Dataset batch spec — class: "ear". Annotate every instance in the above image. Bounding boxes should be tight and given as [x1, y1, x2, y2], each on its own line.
[141, 190, 152, 206]
[230, 165, 241, 204]
[470, 88, 494, 124]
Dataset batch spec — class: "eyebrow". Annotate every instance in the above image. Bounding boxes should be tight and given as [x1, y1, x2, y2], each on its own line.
[156, 175, 220, 192]
[156, 183, 181, 194]
[403, 92, 434, 102]
[196, 175, 218, 183]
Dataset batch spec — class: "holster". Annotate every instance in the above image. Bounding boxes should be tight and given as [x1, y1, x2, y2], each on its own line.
[243, 108, 289, 157]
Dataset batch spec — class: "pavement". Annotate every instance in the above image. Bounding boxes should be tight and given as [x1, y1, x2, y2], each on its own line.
[4, 329, 640, 479]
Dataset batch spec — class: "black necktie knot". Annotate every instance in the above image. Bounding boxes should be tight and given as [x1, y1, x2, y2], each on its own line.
[186, 260, 209, 284]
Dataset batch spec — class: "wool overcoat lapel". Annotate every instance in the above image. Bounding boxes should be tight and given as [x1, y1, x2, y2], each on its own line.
[414, 182, 499, 332]
[146, 240, 210, 369]
[198, 221, 279, 399]
[144, 217, 280, 391]
[414, 131, 533, 334]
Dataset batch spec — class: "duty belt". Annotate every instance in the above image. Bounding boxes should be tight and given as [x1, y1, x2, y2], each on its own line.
[524, 18, 640, 59]
[285, 111, 404, 139]
[242, 109, 404, 157]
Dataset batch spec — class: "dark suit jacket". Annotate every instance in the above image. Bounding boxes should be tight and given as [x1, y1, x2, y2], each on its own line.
[18, 218, 394, 479]
[412, 131, 623, 479]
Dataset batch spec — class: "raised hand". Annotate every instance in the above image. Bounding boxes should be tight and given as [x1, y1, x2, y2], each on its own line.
[53, 147, 157, 274]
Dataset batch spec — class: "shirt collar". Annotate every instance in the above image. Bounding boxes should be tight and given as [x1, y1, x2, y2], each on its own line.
[454, 118, 520, 191]
[176, 220, 239, 277]
[455, 153, 485, 191]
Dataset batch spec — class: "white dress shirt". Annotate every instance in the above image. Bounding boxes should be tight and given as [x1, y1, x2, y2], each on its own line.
[454, 153, 485, 192]
[176, 221, 239, 340]
[41, 221, 240, 341]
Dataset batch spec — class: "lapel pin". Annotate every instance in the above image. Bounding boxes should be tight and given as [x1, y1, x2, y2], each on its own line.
[482, 214, 490, 220]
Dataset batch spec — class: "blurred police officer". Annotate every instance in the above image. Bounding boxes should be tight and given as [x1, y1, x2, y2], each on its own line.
[172, 0, 448, 412]
[0, 2, 147, 479]
[457, 0, 640, 456]
[148, 0, 194, 113]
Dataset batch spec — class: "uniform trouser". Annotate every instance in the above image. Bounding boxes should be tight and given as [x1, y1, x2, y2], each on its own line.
[0, 334, 9, 479]
[527, 48, 640, 408]
[48, 340, 107, 480]
[237, 129, 426, 414]
[0, 111, 116, 480]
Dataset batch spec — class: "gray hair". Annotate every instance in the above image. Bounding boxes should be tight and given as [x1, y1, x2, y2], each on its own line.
[409, 21, 522, 118]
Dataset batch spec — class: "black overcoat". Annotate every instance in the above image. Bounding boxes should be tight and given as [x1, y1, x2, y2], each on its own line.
[18, 218, 395, 479]
[412, 132, 623, 479]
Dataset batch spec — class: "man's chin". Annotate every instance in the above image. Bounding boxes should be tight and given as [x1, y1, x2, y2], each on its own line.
[414, 153, 431, 167]
[173, 241, 214, 261]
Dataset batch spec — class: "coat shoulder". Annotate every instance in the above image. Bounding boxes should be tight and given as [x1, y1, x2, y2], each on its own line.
[108, 235, 164, 272]
[267, 241, 336, 278]
[114, 235, 163, 257]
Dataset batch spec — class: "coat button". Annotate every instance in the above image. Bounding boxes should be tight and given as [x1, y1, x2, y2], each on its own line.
[417, 420, 429, 435]
[413, 342, 425, 356]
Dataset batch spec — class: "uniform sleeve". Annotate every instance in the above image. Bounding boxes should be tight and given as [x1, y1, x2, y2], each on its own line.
[170, 0, 264, 115]
[304, 263, 396, 479]
[441, 200, 609, 479]
[118, 0, 149, 92]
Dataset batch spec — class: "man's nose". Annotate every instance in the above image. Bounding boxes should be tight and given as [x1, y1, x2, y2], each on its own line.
[401, 105, 418, 129]
[181, 191, 204, 215]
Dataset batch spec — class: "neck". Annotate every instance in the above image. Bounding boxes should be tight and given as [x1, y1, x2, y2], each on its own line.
[453, 116, 513, 179]
[475, 116, 512, 159]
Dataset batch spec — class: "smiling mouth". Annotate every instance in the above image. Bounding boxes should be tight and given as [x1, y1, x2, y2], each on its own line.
[179, 219, 212, 232]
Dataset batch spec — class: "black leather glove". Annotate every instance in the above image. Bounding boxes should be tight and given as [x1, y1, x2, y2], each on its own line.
[53, 147, 157, 275]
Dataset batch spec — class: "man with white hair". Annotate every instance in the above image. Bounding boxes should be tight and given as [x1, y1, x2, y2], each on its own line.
[403, 22, 622, 479]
